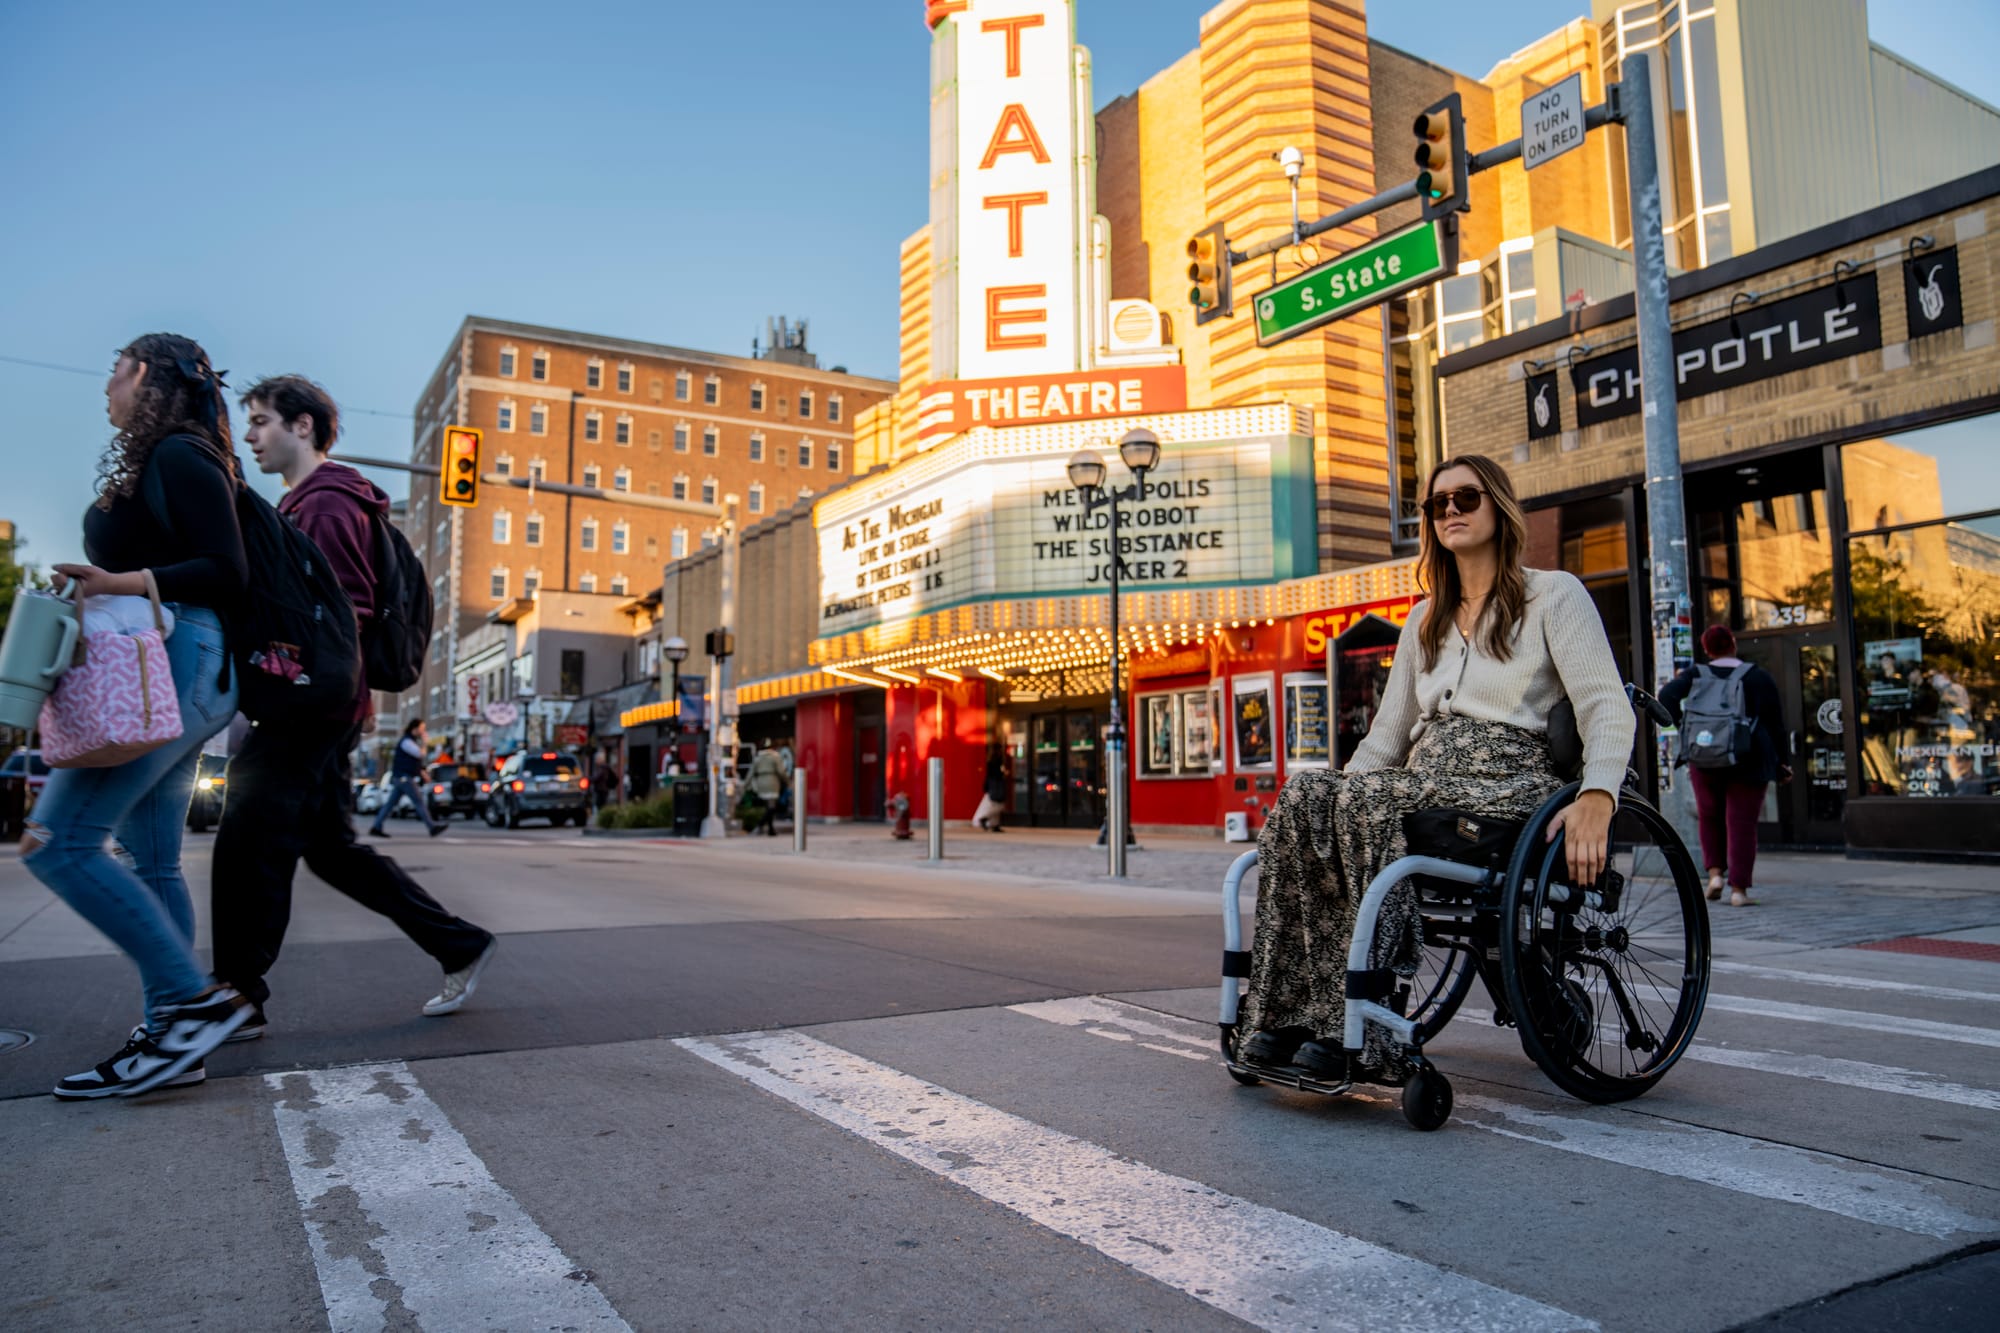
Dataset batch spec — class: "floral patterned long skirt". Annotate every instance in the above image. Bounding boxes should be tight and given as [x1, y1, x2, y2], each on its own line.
[1240, 716, 1562, 1077]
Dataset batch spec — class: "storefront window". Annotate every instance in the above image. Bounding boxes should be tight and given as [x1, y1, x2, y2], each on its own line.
[1848, 517, 2000, 797]
[1694, 487, 1833, 632]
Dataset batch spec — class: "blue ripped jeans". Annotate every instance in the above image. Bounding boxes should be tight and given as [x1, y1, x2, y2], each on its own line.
[24, 605, 238, 1027]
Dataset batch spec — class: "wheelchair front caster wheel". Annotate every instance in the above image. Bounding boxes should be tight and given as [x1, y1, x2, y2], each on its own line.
[1402, 1067, 1453, 1131]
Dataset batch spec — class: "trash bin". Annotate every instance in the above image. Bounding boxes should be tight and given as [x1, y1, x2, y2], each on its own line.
[672, 775, 709, 837]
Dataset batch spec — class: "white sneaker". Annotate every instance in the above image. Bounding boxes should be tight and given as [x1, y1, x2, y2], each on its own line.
[423, 936, 499, 1016]
[53, 1027, 206, 1100]
[117, 988, 250, 1096]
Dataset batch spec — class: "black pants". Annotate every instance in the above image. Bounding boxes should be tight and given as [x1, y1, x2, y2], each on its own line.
[212, 717, 491, 1009]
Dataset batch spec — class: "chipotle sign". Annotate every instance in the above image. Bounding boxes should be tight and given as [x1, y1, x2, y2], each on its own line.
[1567, 273, 1881, 428]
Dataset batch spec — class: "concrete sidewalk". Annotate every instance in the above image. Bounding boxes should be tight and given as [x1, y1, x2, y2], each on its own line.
[709, 821, 2000, 951]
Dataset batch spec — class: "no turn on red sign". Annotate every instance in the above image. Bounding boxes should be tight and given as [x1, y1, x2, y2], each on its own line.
[1522, 72, 1586, 172]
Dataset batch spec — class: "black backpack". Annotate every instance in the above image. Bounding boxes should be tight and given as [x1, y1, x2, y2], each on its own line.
[362, 513, 432, 693]
[145, 441, 361, 723]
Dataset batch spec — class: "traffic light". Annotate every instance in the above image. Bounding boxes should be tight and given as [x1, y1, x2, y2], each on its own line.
[1413, 92, 1466, 220]
[1186, 222, 1232, 325]
[440, 426, 481, 507]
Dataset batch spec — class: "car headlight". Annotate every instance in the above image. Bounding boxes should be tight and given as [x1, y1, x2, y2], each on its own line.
[197, 777, 217, 790]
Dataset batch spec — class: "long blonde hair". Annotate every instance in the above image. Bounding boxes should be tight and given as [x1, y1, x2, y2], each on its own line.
[1415, 453, 1529, 671]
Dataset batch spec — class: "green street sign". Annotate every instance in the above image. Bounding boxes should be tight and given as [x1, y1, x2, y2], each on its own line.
[1253, 221, 1447, 346]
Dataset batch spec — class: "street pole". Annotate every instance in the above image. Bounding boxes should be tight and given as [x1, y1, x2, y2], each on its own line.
[1106, 485, 1127, 879]
[701, 502, 738, 838]
[1621, 51, 1697, 826]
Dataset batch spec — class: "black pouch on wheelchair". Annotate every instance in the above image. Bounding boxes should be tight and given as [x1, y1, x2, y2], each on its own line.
[1401, 808, 1522, 869]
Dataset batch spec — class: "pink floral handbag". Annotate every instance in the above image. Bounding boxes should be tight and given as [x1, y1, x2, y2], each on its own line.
[39, 571, 184, 768]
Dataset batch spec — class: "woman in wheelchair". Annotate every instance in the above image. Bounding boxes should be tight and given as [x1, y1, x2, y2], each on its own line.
[1237, 454, 1635, 1084]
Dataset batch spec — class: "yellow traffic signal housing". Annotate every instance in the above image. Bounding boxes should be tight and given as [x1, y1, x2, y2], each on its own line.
[1186, 222, 1232, 325]
[1414, 93, 1466, 221]
[440, 426, 482, 507]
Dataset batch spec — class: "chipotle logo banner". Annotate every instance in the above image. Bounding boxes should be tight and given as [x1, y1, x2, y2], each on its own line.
[1567, 273, 1882, 428]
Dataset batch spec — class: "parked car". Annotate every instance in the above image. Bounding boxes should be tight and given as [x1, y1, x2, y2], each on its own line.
[1, 747, 50, 840]
[186, 754, 229, 832]
[484, 751, 590, 828]
[356, 777, 386, 815]
[427, 762, 491, 820]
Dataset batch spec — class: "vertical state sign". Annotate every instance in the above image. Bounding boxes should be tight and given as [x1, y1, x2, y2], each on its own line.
[932, 1, 1086, 380]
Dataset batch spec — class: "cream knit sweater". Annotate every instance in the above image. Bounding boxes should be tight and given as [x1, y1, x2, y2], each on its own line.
[1347, 568, 1636, 798]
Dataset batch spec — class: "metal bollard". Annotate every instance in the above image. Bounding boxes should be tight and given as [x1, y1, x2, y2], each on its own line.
[792, 765, 807, 853]
[1107, 742, 1128, 879]
[926, 755, 944, 862]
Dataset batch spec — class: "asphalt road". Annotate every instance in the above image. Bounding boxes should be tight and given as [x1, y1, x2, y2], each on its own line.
[1, 817, 1996, 1332]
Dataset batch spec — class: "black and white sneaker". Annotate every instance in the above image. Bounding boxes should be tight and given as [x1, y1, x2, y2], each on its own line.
[223, 1006, 268, 1043]
[53, 1027, 207, 1100]
[116, 988, 250, 1097]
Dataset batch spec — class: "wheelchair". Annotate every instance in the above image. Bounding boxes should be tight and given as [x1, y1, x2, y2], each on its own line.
[1218, 684, 1710, 1130]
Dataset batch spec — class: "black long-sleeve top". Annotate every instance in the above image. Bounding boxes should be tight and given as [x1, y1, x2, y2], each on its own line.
[81, 435, 248, 609]
[1659, 659, 1791, 784]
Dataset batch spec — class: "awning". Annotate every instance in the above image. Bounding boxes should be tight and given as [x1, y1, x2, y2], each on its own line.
[570, 682, 657, 736]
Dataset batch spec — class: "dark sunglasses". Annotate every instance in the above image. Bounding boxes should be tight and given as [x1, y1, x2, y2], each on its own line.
[1421, 486, 1488, 520]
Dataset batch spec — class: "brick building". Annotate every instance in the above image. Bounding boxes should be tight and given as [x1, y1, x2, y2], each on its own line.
[395, 317, 892, 741]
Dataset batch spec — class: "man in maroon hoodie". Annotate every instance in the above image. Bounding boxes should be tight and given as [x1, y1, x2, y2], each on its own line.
[211, 376, 496, 1040]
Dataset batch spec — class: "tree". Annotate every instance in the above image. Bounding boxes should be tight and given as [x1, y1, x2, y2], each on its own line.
[0, 529, 39, 638]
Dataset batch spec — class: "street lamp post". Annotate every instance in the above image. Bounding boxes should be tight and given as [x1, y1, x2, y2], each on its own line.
[662, 634, 689, 780]
[1068, 427, 1162, 878]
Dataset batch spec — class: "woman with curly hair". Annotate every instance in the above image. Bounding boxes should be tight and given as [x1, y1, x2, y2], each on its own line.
[24, 333, 255, 1097]
[1235, 454, 1634, 1083]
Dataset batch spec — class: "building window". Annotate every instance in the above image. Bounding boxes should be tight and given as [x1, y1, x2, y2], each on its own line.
[672, 474, 688, 501]
[613, 467, 631, 492]
[610, 575, 628, 596]
[617, 363, 634, 394]
[701, 529, 717, 550]
[615, 414, 631, 445]
[612, 522, 629, 554]
[828, 395, 842, 423]
[494, 453, 514, 478]
[530, 403, 548, 435]
[674, 422, 689, 452]
[528, 457, 547, 481]
[1436, 267, 1494, 355]
[750, 383, 766, 411]
[486, 568, 506, 601]
[798, 389, 814, 420]
[492, 511, 511, 544]
[671, 528, 688, 559]
[648, 429, 662, 451]
[749, 433, 765, 463]
[584, 411, 601, 442]
[703, 425, 718, 456]
[582, 464, 601, 490]
[675, 370, 690, 401]
[496, 400, 515, 432]
[580, 519, 597, 551]
[586, 359, 603, 389]
[703, 374, 720, 405]
[1499, 240, 1538, 335]
[523, 568, 541, 597]
[578, 572, 597, 594]
[797, 440, 813, 468]
[498, 346, 518, 378]
[827, 443, 842, 472]
[748, 483, 764, 514]
[701, 477, 717, 505]
[525, 513, 544, 546]
[531, 350, 549, 381]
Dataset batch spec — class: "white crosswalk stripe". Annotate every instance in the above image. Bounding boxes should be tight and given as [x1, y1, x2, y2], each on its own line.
[1710, 960, 2000, 1005]
[1012, 996, 1999, 1238]
[267, 1063, 629, 1333]
[1704, 993, 2000, 1047]
[679, 1029, 1597, 1333]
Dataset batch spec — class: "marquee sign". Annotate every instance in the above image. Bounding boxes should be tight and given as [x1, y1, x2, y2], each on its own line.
[929, 0, 1088, 382]
[816, 413, 1317, 637]
[915, 364, 1187, 446]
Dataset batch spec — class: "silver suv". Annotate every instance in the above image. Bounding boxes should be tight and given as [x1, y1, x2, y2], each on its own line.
[485, 751, 590, 828]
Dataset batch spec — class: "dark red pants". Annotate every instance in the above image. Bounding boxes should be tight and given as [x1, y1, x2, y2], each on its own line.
[1689, 767, 1767, 889]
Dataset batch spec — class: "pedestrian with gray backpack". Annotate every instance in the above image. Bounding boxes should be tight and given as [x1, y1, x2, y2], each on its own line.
[1659, 625, 1791, 907]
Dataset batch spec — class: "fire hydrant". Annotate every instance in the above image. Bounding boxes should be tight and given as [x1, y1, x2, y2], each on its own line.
[889, 791, 913, 840]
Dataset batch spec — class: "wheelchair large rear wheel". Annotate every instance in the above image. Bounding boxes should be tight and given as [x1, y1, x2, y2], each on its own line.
[1408, 925, 1482, 1044]
[1500, 795, 1709, 1103]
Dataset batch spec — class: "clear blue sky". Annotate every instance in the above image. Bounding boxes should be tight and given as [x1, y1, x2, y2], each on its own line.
[3, 0, 1995, 569]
